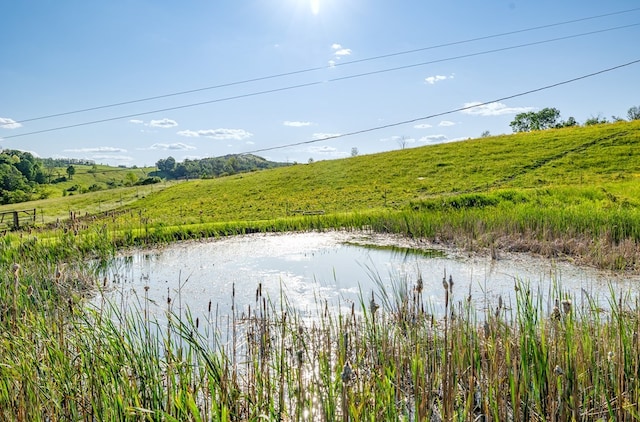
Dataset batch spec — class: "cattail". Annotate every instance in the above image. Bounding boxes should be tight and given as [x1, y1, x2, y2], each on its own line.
[416, 274, 423, 294]
[551, 306, 561, 321]
[196, 317, 199, 329]
[442, 273, 448, 291]
[26, 285, 33, 296]
[448, 274, 454, 292]
[341, 361, 354, 383]
[370, 292, 380, 315]
[12, 263, 20, 276]
[296, 349, 304, 366]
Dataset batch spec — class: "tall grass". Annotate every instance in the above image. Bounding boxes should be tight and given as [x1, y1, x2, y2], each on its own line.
[1, 256, 639, 420]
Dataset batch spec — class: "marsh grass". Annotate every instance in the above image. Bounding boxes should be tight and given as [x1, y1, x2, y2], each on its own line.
[1, 253, 640, 420]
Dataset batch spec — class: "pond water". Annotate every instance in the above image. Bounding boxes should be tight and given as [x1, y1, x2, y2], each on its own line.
[97, 231, 640, 320]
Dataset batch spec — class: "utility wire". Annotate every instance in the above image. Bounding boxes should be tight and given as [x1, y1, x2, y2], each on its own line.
[241, 58, 640, 155]
[3, 6, 639, 127]
[3, 23, 638, 140]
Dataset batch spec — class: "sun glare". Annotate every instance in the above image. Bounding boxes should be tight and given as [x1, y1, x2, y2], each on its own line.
[310, 0, 320, 15]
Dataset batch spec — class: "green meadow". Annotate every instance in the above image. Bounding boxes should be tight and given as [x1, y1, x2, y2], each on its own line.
[1, 120, 640, 420]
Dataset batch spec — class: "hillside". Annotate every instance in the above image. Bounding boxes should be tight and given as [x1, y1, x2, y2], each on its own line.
[2, 120, 639, 226]
[118, 120, 640, 226]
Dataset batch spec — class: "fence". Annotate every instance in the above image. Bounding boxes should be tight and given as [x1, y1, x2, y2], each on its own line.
[0, 209, 36, 231]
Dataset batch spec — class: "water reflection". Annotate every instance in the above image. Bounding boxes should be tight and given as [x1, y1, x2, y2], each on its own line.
[97, 231, 640, 320]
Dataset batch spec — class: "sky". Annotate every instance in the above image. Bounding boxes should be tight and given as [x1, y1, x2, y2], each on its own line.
[1, 1, 639, 167]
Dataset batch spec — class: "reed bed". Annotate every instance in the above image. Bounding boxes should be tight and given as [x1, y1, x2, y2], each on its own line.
[1, 257, 639, 421]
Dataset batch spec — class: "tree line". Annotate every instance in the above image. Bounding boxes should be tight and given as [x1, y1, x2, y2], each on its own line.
[509, 105, 640, 133]
[154, 154, 289, 180]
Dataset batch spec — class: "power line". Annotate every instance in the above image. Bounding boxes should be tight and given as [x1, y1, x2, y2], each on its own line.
[3, 6, 639, 127]
[3, 23, 637, 140]
[240, 58, 640, 155]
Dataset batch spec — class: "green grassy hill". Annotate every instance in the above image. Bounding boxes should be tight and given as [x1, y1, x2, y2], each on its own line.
[120, 120, 640, 226]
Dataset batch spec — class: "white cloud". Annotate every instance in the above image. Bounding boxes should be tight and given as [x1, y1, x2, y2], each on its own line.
[129, 119, 144, 125]
[176, 130, 199, 137]
[329, 43, 352, 65]
[64, 146, 127, 153]
[245, 141, 255, 145]
[149, 118, 178, 128]
[312, 132, 341, 140]
[439, 120, 455, 127]
[419, 134, 448, 144]
[461, 102, 535, 116]
[92, 154, 134, 162]
[149, 142, 196, 151]
[334, 48, 351, 56]
[177, 128, 253, 141]
[0, 117, 22, 129]
[424, 75, 452, 85]
[309, 146, 337, 153]
[414, 123, 433, 129]
[284, 121, 312, 127]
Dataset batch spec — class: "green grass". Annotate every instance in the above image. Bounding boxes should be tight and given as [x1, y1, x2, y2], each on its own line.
[1, 258, 639, 420]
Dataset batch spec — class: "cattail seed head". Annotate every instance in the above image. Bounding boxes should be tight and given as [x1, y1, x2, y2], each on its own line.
[551, 306, 561, 321]
[341, 361, 354, 383]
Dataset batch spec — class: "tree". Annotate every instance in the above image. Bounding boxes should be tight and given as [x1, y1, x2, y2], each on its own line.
[510, 107, 561, 132]
[156, 156, 176, 173]
[628, 106, 640, 121]
[66, 165, 76, 180]
[351, 147, 359, 157]
[557, 116, 578, 128]
[480, 130, 491, 138]
[397, 135, 409, 150]
[584, 114, 608, 126]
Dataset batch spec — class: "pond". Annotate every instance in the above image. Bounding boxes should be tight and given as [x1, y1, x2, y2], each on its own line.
[97, 231, 640, 320]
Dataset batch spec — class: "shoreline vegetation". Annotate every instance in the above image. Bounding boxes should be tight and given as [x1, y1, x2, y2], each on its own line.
[1, 121, 640, 419]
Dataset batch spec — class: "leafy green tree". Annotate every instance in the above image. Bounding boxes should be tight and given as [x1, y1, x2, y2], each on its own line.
[510, 107, 561, 132]
[584, 115, 608, 126]
[628, 106, 640, 121]
[66, 165, 76, 180]
[156, 156, 176, 173]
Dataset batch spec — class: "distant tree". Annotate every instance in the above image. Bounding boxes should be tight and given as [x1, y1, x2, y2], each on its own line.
[124, 172, 139, 186]
[66, 165, 76, 180]
[611, 115, 625, 122]
[156, 156, 176, 173]
[510, 107, 561, 132]
[308, 157, 314, 164]
[480, 130, 491, 138]
[397, 135, 409, 150]
[628, 106, 640, 121]
[557, 116, 578, 128]
[351, 147, 359, 157]
[584, 114, 608, 126]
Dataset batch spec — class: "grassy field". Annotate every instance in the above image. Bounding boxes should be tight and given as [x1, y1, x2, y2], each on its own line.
[1, 121, 640, 419]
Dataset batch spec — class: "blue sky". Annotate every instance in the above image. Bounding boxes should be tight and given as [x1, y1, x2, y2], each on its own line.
[1, 1, 639, 166]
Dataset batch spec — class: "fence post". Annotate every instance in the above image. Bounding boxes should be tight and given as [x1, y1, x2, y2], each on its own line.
[13, 211, 19, 229]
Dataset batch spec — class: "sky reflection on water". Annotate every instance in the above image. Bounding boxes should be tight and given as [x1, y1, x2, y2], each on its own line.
[98, 231, 640, 320]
